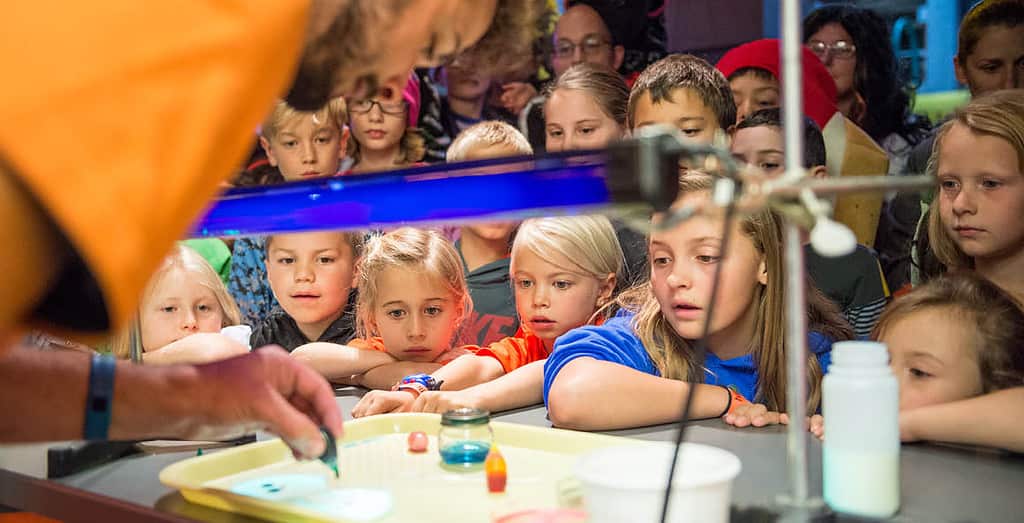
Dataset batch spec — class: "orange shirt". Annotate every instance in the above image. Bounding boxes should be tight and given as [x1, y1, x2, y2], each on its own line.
[348, 337, 477, 365]
[475, 319, 606, 373]
[474, 328, 548, 374]
[3, 2, 310, 335]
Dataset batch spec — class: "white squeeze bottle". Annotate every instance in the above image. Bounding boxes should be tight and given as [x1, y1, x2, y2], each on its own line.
[822, 341, 900, 518]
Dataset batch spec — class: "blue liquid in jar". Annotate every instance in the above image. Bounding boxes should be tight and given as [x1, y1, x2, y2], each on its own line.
[439, 441, 491, 466]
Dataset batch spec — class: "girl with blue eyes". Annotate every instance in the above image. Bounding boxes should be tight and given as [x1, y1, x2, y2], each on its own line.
[350, 215, 622, 417]
[292, 228, 473, 388]
[111, 245, 249, 365]
[929, 89, 1024, 305]
[543, 174, 854, 431]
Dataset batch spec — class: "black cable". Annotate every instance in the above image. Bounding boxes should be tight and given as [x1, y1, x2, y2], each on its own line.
[659, 179, 740, 523]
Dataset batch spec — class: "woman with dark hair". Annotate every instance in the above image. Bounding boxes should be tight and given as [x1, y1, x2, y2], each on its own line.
[804, 5, 930, 175]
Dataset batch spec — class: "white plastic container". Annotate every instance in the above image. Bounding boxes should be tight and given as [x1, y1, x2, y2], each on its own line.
[823, 341, 900, 518]
[574, 442, 741, 523]
[220, 325, 253, 350]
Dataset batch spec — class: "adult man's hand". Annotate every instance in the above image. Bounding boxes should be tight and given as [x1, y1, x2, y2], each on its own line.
[0, 345, 342, 461]
[177, 347, 344, 459]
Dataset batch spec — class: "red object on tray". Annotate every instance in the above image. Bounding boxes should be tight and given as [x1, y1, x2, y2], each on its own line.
[407, 431, 429, 453]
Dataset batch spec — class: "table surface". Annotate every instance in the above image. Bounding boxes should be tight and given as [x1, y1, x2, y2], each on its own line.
[12, 387, 1024, 523]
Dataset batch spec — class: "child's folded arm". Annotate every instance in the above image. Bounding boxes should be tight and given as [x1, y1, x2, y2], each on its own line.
[290, 342, 397, 380]
[545, 357, 728, 431]
[414, 359, 549, 415]
[354, 361, 443, 390]
[541, 321, 735, 430]
[142, 333, 249, 366]
[431, 354, 506, 391]
[900, 387, 1024, 453]
[457, 359, 547, 413]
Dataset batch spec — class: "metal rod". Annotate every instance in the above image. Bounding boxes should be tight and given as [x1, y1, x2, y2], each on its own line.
[763, 174, 934, 198]
[783, 222, 809, 504]
[779, 0, 805, 187]
[780, 0, 813, 508]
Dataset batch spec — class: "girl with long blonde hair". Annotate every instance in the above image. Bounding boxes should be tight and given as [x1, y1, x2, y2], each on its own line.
[543, 174, 853, 430]
[111, 244, 248, 365]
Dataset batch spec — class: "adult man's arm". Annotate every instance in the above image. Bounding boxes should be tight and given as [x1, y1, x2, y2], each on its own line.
[0, 345, 343, 459]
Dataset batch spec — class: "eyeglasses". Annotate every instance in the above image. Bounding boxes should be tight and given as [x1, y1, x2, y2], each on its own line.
[807, 40, 857, 60]
[349, 99, 408, 116]
[554, 35, 611, 59]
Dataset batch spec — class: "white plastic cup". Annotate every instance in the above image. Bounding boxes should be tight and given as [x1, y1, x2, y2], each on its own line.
[574, 442, 741, 523]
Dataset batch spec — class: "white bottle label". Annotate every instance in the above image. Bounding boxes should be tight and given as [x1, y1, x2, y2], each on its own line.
[824, 447, 900, 518]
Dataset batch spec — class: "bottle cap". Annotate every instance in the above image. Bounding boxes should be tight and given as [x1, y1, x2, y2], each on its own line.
[832, 341, 890, 368]
[441, 407, 491, 426]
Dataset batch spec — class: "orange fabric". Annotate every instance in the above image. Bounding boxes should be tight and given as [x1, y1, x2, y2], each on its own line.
[0, 515, 61, 523]
[348, 337, 388, 353]
[477, 319, 606, 373]
[475, 328, 548, 374]
[1, 2, 310, 335]
[348, 337, 478, 364]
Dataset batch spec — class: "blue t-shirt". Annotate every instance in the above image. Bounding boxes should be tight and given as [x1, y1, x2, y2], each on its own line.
[542, 312, 835, 405]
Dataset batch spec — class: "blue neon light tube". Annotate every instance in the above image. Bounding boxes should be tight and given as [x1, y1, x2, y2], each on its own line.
[192, 153, 611, 238]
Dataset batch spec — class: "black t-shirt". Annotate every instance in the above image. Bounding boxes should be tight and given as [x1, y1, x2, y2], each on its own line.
[250, 290, 357, 352]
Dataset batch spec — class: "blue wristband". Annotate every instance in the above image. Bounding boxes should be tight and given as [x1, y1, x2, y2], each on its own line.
[83, 353, 116, 440]
[399, 373, 443, 391]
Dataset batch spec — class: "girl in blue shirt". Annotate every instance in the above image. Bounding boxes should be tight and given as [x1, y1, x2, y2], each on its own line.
[543, 174, 854, 430]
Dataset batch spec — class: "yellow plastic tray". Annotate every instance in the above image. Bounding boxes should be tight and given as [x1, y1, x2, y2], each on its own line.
[159, 413, 654, 522]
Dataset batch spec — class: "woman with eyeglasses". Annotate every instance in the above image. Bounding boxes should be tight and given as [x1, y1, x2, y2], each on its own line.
[805, 6, 934, 296]
[347, 73, 427, 174]
[804, 6, 931, 170]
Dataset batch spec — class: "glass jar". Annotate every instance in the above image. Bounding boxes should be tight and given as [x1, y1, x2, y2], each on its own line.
[438, 408, 493, 467]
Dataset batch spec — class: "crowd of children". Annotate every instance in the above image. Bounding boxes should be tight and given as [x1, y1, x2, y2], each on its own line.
[56, 0, 1024, 454]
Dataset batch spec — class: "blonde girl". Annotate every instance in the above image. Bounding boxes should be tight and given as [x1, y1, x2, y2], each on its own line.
[352, 215, 623, 417]
[928, 89, 1024, 303]
[544, 174, 854, 430]
[111, 244, 248, 365]
[291, 228, 472, 388]
[810, 273, 1024, 452]
[543, 63, 630, 152]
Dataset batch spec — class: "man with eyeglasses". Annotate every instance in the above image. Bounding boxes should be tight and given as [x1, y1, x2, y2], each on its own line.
[551, 3, 625, 77]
